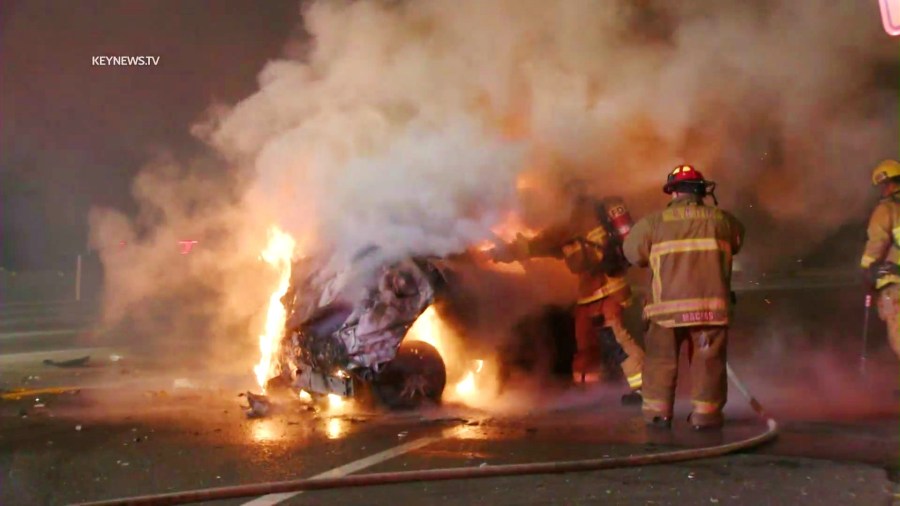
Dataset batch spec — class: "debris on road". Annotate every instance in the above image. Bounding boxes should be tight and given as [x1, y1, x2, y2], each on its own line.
[241, 392, 273, 418]
[43, 355, 90, 368]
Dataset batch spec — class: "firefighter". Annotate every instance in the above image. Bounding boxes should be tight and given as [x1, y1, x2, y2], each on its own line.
[860, 159, 900, 360]
[623, 165, 744, 430]
[491, 191, 645, 405]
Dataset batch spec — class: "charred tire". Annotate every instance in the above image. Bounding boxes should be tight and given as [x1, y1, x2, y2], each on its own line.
[371, 341, 446, 410]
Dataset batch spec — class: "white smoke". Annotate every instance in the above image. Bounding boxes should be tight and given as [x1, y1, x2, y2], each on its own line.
[201, 0, 895, 271]
[89, 0, 896, 370]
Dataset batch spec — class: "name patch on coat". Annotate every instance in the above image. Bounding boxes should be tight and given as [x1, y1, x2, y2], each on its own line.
[678, 311, 720, 324]
[662, 207, 722, 222]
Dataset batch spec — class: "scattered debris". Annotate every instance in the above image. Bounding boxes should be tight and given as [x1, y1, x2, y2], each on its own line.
[43, 355, 90, 368]
[240, 391, 273, 418]
[33, 403, 45, 408]
[75, 425, 83, 431]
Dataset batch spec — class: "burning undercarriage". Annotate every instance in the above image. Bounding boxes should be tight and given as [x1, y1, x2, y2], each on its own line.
[265, 247, 455, 409]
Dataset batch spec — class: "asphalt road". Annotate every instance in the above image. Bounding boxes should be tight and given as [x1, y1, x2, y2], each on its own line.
[1, 279, 898, 506]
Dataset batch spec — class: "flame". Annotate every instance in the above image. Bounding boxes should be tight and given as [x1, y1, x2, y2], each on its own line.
[454, 359, 485, 397]
[490, 211, 537, 243]
[408, 307, 495, 407]
[253, 226, 297, 390]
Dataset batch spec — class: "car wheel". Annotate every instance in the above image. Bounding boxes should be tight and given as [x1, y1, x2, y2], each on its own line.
[371, 340, 446, 410]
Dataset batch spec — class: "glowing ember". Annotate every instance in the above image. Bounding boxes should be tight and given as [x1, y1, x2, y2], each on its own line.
[253, 226, 296, 390]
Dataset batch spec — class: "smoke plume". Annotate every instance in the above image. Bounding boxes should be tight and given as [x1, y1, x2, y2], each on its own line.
[89, 0, 897, 373]
[202, 0, 897, 271]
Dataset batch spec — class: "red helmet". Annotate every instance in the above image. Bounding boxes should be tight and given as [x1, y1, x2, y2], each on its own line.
[663, 164, 712, 194]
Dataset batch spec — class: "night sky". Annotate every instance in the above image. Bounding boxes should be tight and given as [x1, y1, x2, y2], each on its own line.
[1, 0, 300, 269]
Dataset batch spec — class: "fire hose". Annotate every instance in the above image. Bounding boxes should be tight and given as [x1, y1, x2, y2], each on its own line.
[74, 364, 777, 506]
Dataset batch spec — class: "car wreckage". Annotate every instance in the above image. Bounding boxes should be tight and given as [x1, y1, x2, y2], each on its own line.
[265, 247, 456, 409]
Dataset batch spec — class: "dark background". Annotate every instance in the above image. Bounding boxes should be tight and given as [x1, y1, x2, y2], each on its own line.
[1, 0, 300, 270]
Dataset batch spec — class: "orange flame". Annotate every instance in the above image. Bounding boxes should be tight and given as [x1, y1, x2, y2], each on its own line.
[407, 307, 495, 406]
[254, 226, 296, 390]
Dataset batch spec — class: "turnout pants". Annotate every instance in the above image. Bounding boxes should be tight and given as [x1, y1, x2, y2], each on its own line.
[642, 323, 727, 427]
[876, 284, 900, 360]
[573, 291, 644, 391]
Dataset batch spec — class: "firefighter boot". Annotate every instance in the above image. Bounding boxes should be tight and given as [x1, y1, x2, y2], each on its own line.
[689, 412, 724, 431]
[646, 415, 672, 429]
[620, 389, 642, 406]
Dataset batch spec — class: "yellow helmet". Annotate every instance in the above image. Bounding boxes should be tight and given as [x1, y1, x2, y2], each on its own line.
[871, 159, 900, 186]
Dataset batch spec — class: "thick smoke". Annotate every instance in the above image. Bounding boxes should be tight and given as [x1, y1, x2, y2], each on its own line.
[88, 155, 276, 375]
[89, 0, 896, 375]
[204, 0, 896, 272]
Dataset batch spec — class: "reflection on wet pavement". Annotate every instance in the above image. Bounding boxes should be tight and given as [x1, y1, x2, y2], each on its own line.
[326, 417, 347, 439]
[251, 418, 281, 444]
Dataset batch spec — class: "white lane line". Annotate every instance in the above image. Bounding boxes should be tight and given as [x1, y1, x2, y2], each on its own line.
[241, 432, 448, 506]
[0, 300, 79, 308]
[0, 316, 89, 327]
[0, 328, 88, 340]
[0, 347, 111, 363]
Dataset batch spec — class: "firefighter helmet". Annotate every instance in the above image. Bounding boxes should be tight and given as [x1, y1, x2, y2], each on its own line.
[871, 160, 900, 186]
[663, 164, 712, 195]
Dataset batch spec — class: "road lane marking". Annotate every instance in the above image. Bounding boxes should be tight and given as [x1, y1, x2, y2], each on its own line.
[0, 300, 79, 308]
[0, 347, 111, 363]
[241, 428, 459, 506]
[0, 316, 91, 327]
[1, 386, 81, 400]
[0, 328, 88, 340]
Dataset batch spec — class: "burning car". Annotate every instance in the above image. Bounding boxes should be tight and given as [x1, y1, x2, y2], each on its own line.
[265, 246, 456, 409]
